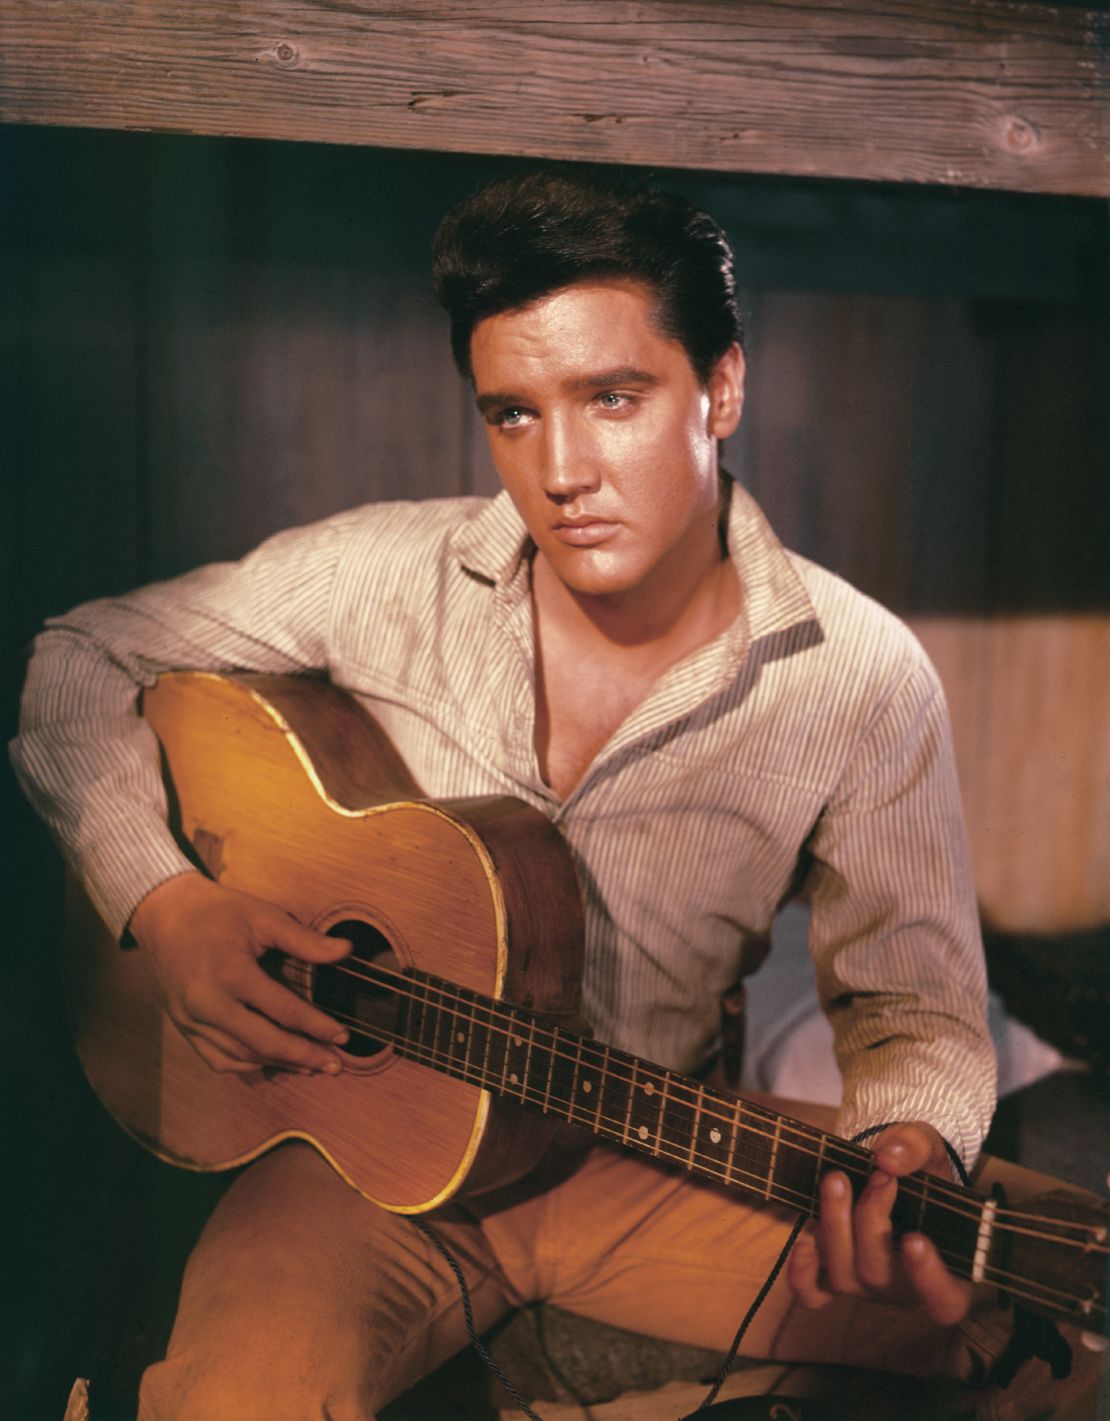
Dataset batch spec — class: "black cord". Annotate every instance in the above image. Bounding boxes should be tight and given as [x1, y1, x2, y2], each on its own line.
[695, 1212, 807, 1411]
[848, 1121, 970, 1186]
[693, 1122, 968, 1412]
[412, 1123, 969, 1420]
[410, 1216, 546, 1421]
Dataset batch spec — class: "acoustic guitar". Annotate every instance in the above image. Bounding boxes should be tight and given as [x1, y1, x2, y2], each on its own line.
[64, 672, 1107, 1332]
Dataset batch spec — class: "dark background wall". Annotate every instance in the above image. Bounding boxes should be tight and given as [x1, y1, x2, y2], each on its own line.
[1, 123, 1107, 1418]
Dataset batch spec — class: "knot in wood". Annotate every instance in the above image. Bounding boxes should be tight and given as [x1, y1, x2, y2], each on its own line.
[1003, 115, 1039, 154]
[273, 41, 300, 67]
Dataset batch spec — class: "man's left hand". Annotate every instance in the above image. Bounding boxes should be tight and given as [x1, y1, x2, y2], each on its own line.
[787, 1121, 972, 1326]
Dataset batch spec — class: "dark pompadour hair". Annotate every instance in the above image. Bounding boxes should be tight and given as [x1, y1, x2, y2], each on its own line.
[431, 167, 742, 384]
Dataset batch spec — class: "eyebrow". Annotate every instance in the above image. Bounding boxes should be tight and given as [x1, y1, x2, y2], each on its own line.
[475, 366, 660, 415]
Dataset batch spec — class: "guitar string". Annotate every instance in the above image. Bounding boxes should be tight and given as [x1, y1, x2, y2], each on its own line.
[311, 960, 1109, 1255]
[309, 960, 1108, 1256]
[308, 993, 1109, 1311]
[311, 999, 1103, 1321]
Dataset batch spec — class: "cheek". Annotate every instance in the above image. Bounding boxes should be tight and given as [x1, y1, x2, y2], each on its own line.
[608, 413, 715, 512]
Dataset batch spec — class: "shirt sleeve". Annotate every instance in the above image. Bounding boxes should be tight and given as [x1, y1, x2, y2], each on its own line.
[9, 513, 351, 939]
[804, 658, 996, 1170]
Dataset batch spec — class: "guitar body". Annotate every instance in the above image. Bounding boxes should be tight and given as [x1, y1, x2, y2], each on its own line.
[60, 673, 1108, 1328]
[63, 672, 585, 1213]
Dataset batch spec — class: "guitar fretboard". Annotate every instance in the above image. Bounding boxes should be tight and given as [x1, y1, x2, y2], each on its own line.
[395, 968, 984, 1274]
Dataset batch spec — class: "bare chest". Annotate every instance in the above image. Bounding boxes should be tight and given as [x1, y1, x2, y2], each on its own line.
[535, 649, 659, 802]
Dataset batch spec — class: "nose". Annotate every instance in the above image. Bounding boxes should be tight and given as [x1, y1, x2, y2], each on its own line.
[540, 412, 600, 502]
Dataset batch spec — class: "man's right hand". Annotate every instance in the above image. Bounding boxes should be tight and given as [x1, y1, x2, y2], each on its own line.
[129, 873, 351, 1076]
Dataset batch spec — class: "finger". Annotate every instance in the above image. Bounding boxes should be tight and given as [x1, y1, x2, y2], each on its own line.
[175, 1014, 274, 1071]
[254, 909, 352, 966]
[853, 1168, 898, 1292]
[787, 1228, 834, 1309]
[224, 1000, 344, 1074]
[247, 970, 349, 1047]
[187, 1030, 265, 1075]
[901, 1234, 973, 1326]
[817, 1170, 862, 1296]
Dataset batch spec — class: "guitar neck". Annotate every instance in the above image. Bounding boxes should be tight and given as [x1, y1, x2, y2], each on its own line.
[394, 968, 985, 1280]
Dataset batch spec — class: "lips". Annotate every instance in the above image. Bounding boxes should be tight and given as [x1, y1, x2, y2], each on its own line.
[551, 517, 619, 547]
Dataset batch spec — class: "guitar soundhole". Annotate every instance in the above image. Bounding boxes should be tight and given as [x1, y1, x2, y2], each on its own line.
[314, 918, 400, 1059]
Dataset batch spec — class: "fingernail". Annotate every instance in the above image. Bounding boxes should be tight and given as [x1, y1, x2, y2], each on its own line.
[883, 1144, 908, 1168]
[331, 1029, 349, 1044]
[825, 1173, 847, 1198]
[324, 1059, 341, 1075]
[903, 1235, 926, 1261]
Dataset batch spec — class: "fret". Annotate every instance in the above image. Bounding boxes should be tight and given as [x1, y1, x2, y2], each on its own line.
[567, 1037, 601, 1127]
[465, 991, 480, 1074]
[624, 1063, 667, 1155]
[476, 995, 494, 1090]
[442, 979, 463, 1069]
[656, 1078, 699, 1165]
[771, 1125, 823, 1213]
[811, 1133, 827, 1213]
[655, 1072, 670, 1158]
[550, 1031, 583, 1124]
[447, 986, 473, 1074]
[538, 1022, 556, 1114]
[622, 1059, 639, 1146]
[484, 1004, 511, 1094]
[592, 1043, 611, 1136]
[691, 1092, 733, 1182]
[729, 1104, 776, 1200]
[893, 1178, 979, 1275]
[396, 972, 420, 1053]
[687, 1084, 705, 1168]
[522, 1018, 537, 1104]
[765, 1117, 782, 1201]
[500, 1009, 529, 1101]
[426, 978, 449, 1067]
[598, 1046, 631, 1147]
[724, 1097, 741, 1188]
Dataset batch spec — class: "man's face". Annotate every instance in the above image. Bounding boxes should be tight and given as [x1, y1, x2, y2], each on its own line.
[470, 280, 744, 604]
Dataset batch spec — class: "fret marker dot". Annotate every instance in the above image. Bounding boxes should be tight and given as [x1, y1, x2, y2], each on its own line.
[643, 1081, 655, 1096]
[710, 1128, 722, 1144]
[510, 1072, 519, 1085]
[637, 1125, 649, 1141]
[582, 1080, 593, 1093]
[456, 1032, 465, 1044]
[513, 1036, 522, 1048]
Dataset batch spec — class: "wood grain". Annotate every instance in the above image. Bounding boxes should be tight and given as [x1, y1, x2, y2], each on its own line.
[65, 672, 586, 1211]
[1, 1, 1106, 196]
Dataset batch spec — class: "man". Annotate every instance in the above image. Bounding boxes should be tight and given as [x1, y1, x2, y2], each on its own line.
[12, 168, 1047, 1418]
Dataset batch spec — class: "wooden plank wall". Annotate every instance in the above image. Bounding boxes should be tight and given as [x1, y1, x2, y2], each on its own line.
[1, 0, 1107, 197]
[4, 126, 1107, 938]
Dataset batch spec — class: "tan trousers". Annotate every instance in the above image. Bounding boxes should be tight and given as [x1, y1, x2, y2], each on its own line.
[136, 1132, 1008, 1421]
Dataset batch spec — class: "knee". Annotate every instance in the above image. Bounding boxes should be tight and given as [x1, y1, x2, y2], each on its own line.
[137, 1345, 382, 1421]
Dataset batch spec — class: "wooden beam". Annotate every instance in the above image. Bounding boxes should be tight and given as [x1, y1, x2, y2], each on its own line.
[1, 2, 1106, 196]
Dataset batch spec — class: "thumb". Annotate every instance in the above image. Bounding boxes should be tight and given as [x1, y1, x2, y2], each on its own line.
[872, 1123, 941, 1179]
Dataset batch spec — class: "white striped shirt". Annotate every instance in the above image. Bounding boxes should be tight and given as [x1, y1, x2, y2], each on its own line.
[11, 481, 995, 1165]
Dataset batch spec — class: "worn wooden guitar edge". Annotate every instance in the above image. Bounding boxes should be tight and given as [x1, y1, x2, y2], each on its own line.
[66, 869, 496, 1213]
[134, 671, 575, 1208]
[220, 670, 587, 1020]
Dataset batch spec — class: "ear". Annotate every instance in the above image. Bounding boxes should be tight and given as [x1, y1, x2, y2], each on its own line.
[706, 343, 745, 440]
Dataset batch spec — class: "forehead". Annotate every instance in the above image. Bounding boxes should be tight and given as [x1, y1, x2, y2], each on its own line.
[470, 279, 686, 387]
